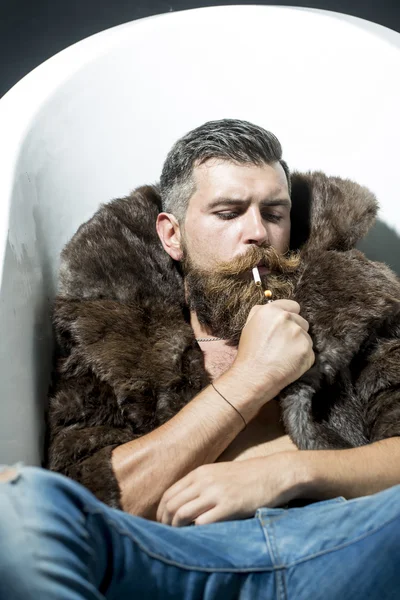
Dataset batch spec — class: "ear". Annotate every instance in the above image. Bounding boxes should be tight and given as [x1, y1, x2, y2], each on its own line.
[156, 212, 184, 261]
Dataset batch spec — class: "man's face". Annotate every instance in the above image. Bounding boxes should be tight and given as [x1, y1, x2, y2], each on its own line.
[179, 159, 300, 345]
[182, 159, 291, 270]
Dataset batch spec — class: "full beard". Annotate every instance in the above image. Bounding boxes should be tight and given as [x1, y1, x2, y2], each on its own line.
[182, 244, 301, 347]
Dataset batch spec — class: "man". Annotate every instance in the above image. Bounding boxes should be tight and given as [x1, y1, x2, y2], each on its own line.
[0, 119, 399, 599]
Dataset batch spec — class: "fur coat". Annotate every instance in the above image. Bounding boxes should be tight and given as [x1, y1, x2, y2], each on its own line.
[45, 172, 400, 509]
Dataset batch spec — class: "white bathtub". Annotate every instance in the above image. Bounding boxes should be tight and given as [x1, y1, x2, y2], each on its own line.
[0, 6, 399, 467]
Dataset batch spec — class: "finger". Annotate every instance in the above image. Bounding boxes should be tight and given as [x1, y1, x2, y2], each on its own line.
[301, 329, 314, 348]
[299, 339, 315, 370]
[159, 485, 200, 525]
[157, 473, 196, 521]
[288, 312, 310, 332]
[171, 497, 216, 528]
[194, 504, 244, 526]
[309, 348, 316, 367]
[269, 299, 300, 314]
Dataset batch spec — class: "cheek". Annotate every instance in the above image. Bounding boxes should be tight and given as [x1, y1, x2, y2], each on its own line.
[184, 230, 214, 268]
[187, 219, 218, 251]
[271, 224, 290, 252]
[188, 231, 233, 268]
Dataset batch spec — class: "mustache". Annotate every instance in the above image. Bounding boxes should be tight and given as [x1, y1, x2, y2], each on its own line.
[207, 245, 301, 278]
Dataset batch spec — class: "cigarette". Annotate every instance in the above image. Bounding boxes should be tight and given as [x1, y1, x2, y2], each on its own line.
[253, 265, 273, 302]
[252, 266, 262, 286]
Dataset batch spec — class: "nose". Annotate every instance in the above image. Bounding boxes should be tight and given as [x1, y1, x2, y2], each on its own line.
[242, 207, 269, 245]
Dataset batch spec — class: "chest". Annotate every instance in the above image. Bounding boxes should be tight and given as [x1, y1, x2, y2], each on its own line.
[202, 347, 238, 382]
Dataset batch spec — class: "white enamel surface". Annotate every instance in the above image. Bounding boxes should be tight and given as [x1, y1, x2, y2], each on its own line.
[0, 6, 399, 465]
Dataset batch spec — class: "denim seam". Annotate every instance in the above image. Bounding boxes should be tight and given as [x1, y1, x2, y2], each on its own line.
[260, 518, 287, 600]
[269, 520, 286, 600]
[257, 516, 278, 566]
[83, 506, 281, 573]
[285, 511, 400, 568]
[267, 519, 283, 566]
[281, 569, 288, 600]
[275, 569, 286, 600]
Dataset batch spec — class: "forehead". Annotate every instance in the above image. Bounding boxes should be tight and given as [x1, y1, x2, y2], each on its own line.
[190, 159, 289, 207]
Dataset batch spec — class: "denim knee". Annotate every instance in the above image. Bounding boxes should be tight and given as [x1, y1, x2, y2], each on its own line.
[0, 465, 103, 600]
[0, 464, 98, 510]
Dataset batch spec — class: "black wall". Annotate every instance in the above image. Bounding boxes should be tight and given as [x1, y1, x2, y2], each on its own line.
[1, 1, 399, 99]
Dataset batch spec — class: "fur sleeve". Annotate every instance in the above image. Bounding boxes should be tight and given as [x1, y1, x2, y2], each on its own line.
[46, 372, 136, 509]
[46, 293, 194, 508]
[45, 297, 149, 509]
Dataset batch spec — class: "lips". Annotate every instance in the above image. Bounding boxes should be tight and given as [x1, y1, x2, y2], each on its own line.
[245, 263, 270, 280]
[254, 262, 270, 276]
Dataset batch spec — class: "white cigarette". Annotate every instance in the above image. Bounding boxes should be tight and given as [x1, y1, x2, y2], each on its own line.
[252, 266, 262, 286]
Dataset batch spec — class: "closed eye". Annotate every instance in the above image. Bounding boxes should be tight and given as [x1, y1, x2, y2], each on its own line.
[216, 212, 283, 223]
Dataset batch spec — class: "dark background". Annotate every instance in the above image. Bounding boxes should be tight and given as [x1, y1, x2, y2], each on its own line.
[1, 0, 400, 99]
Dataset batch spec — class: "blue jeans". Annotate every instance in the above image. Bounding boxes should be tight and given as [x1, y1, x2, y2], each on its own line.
[0, 465, 399, 599]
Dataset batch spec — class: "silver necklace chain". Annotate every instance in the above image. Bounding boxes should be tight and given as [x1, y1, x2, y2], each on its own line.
[195, 337, 226, 342]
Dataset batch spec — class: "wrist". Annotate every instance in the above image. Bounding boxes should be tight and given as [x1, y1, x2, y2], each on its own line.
[216, 367, 269, 422]
[226, 363, 282, 403]
[275, 451, 316, 505]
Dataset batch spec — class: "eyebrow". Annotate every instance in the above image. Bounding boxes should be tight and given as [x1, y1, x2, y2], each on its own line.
[206, 197, 291, 210]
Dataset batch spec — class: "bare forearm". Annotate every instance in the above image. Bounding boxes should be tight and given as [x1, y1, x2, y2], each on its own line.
[112, 367, 273, 518]
[286, 437, 400, 501]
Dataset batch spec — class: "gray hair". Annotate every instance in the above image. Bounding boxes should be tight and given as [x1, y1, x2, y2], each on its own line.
[160, 119, 290, 224]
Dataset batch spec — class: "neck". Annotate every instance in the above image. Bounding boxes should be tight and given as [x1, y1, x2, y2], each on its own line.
[184, 280, 214, 340]
[190, 310, 216, 340]
[185, 278, 228, 343]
